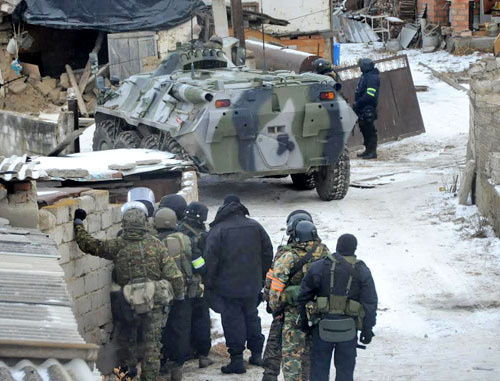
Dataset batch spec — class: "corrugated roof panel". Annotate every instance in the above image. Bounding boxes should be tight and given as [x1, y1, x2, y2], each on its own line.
[0, 155, 47, 182]
[0, 359, 99, 381]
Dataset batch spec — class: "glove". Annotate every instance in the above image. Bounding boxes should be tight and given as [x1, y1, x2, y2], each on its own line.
[360, 329, 374, 344]
[298, 309, 310, 333]
[74, 209, 87, 226]
[266, 302, 273, 315]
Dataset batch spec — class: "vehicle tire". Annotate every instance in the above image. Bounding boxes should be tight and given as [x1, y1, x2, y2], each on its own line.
[314, 150, 350, 201]
[92, 120, 116, 151]
[291, 173, 316, 190]
[140, 134, 160, 149]
[114, 131, 141, 149]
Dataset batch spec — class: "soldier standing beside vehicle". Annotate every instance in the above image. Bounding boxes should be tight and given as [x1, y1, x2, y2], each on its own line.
[204, 195, 273, 374]
[312, 58, 341, 83]
[262, 210, 314, 381]
[269, 221, 330, 381]
[73, 204, 185, 381]
[178, 201, 214, 368]
[354, 58, 380, 160]
[154, 207, 199, 381]
[297, 234, 378, 381]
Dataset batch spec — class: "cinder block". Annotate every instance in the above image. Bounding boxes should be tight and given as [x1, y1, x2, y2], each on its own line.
[67, 277, 85, 299]
[60, 262, 75, 279]
[58, 241, 83, 264]
[82, 310, 99, 332]
[45, 225, 64, 245]
[87, 213, 101, 233]
[74, 256, 91, 278]
[78, 195, 95, 213]
[87, 256, 102, 272]
[38, 209, 57, 232]
[61, 222, 75, 243]
[75, 294, 92, 316]
[101, 210, 112, 229]
[84, 271, 100, 294]
[98, 267, 112, 287]
[43, 202, 71, 225]
[110, 204, 122, 224]
[95, 304, 112, 326]
[81, 190, 109, 211]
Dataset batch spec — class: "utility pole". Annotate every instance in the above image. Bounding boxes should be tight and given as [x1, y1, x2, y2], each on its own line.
[230, 0, 246, 48]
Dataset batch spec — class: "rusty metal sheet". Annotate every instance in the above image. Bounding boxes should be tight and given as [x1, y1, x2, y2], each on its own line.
[337, 55, 425, 148]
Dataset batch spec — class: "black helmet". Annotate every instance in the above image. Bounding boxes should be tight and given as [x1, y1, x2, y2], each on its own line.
[286, 209, 312, 224]
[312, 58, 333, 75]
[286, 212, 313, 236]
[358, 58, 375, 74]
[294, 221, 318, 243]
[185, 201, 208, 222]
[159, 194, 187, 220]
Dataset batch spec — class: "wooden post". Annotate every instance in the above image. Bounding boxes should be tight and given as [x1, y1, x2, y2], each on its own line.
[78, 32, 105, 94]
[65, 64, 89, 117]
[458, 159, 476, 205]
[230, 0, 245, 48]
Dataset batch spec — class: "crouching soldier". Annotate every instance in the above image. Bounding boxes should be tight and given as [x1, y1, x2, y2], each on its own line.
[298, 234, 378, 381]
[269, 221, 330, 381]
[73, 203, 185, 381]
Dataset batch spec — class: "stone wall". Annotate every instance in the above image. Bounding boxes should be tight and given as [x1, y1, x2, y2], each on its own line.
[468, 57, 500, 236]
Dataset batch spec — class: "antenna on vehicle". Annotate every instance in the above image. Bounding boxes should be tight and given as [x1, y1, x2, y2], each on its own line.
[190, 0, 195, 79]
[260, 0, 267, 72]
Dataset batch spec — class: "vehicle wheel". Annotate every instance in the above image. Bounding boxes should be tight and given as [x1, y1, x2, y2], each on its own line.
[291, 173, 316, 190]
[314, 150, 350, 201]
[92, 120, 116, 151]
[140, 134, 160, 149]
[113, 131, 141, 149]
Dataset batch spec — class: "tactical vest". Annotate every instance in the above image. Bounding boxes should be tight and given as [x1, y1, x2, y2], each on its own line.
[163, 232, 202, 299]
[307, 254, 365, 331]
[281, 243, 325, 306]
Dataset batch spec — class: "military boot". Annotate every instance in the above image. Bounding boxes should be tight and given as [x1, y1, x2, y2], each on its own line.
[363, 150, 377, 159]
[356, 148, 368, 158]
[249, 352, 264, 367]
[262, 374, 278, 381]
[199, 355, 214, 368]
[170, 364, 183, 381]
[221, 354, 246, 374]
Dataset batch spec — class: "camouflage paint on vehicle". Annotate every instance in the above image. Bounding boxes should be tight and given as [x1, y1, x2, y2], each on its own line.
[94, 47, 357, 199]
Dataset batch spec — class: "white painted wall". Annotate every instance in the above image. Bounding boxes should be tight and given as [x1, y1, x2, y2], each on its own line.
[157, 18, 201, 59]
[242, 0, 330, 33]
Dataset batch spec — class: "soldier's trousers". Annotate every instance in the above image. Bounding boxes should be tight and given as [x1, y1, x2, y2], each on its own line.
[219, 294, 265, 357]
[310, 326, 357, 381]
[262, 314, 283, 379]
[190, 296, 212, 357]
[358, 119, 378, 152]
[282, 307, 311, 381]
[163, 299, 192, 366]
[116, 307, 164, 381]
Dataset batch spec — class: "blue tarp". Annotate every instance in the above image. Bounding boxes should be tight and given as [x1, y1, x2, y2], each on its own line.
[23, 0, 206, 32]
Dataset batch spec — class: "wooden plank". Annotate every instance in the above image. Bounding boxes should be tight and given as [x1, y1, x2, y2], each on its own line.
[418, 62, 468, 92]
[458, 160, 476, 205]
[79, 32, 105, 94]
[47, 125, 91, 157]
[65, 64, 89, 117]
[495, 33, 500, 56]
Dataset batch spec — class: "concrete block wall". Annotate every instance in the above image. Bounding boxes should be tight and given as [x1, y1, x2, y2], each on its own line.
[39, 189, 122, 346]
[0, 180, 39, 229]
[468, 57, 500, 236]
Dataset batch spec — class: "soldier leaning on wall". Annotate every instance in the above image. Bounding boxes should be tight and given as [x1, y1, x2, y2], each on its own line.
[73, 202, 185, 381]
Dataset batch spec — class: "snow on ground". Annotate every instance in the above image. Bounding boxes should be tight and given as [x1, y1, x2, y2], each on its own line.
[178, 45, 500, 380]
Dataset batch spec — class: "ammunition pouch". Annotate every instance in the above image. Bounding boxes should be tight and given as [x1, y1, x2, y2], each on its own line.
[154, 279, 174, 306]
[281, 285, 301, 306]
[318, 317, 356, 343]
[314, 297, 365, 330]
[123, 279, 156, 314]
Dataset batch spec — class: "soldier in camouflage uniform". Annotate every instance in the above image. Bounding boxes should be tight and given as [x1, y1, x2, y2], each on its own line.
[262, 210, 313, 381]
[269, 220, 330, 381]
[73, 206, 184, 381]
[155, 207, 201, 381]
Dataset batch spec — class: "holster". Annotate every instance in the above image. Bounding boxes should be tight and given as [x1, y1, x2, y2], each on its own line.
[318, 317, 356, 343]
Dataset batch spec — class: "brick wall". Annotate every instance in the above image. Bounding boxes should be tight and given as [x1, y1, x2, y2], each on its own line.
[450, 0, 470, 34]
[39, 189, 120, 346]
[468, 57, 500, 236]
[417, 0, 450, 25]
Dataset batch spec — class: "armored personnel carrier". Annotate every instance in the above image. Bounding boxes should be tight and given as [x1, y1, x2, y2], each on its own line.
[93, 47, 357, 200]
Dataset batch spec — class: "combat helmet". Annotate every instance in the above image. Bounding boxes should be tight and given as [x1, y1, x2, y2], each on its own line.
[159, 194, 187, 220]
[312, 58, 333, 75]
[121, 201, 148, 230]
[293, 220, 318, 243]
[286, 211, 313, 236]
[185, 201, 208, 222]
[154, 207, 178, 230]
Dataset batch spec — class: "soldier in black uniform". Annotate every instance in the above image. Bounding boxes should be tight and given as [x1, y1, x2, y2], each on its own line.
[354, 58, 380, 159]
[298, 234, 378, 381]
[178, 201, 214, 368]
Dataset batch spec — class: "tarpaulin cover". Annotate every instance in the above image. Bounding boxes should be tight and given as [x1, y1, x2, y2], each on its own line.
[23, 0, 206, 32]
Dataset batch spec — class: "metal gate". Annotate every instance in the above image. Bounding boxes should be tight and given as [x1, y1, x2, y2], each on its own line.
[108, 31, 158, 80]
[337, 55, 426, 148]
